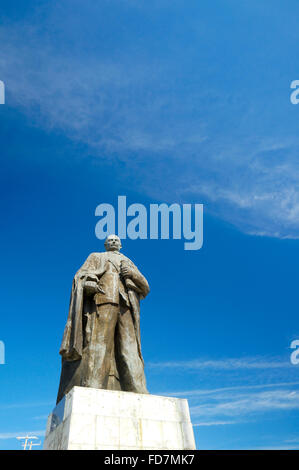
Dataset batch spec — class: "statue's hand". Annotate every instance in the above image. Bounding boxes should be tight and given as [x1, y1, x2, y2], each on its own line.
[120, 261, 135, 280]
[83, 274, 98, 283]
[83, 274, 100, 295]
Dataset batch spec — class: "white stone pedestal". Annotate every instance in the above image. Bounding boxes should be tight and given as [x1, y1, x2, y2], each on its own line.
[43, 386, 196, 450]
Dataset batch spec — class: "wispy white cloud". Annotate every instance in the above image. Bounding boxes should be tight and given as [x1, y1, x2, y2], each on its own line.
[193, 420, 241, 426]
[251, 436, 299, 450]
[254, 445, 299, 450]
[284, 438, 299, 444]
[1, 1, 299, 239]
[190, 389, 299, 418]
[162, 381, 299, 398]
[32, 415, 49, 421]
[0, 430, 44, 440]
[159, 378, 299, 424]
[0, 401, 53, 410]
[150, 357, 299, 397]
[148, 356, 290, 370]
[153, 357, 299, 424]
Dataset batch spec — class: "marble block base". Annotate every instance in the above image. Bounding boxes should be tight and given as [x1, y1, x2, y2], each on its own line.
[43, 386, 196, 450]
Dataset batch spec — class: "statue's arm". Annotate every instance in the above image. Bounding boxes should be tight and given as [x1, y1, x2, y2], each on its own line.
[74, 253, 102, 282]
[133, 269, 150, 297]
[121, 260, 150, 298]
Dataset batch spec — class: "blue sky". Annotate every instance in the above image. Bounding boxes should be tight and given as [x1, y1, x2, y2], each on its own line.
[0, 0, 299, 450]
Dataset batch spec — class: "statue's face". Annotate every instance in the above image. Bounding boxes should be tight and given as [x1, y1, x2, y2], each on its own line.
[105, 235, 122, 252]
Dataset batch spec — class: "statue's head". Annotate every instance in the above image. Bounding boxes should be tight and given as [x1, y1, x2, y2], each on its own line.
[104, 234, 122, 252]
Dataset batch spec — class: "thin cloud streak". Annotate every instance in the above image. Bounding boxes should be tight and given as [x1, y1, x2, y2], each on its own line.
[161, 381, 299, 398]
[193, 420, 241, 427]
[148, 357, 290, 371]
[190, 389, 299, 418]
[0, 430, 45, 440]
[0, 401, 53, 410]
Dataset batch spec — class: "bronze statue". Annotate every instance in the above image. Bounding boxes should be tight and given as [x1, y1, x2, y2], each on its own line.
[56, 235, 150, 403]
